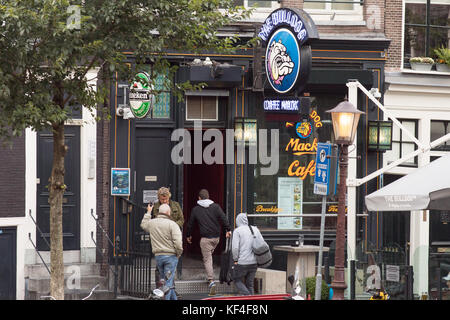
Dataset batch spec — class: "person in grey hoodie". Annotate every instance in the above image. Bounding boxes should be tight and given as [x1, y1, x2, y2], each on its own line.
[186, 189, 231, 295]
[231, 213, 260, 296]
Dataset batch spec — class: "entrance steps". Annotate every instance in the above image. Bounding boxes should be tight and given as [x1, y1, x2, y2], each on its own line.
[25, 263, 114, 300]
[117, 255, 238, 299]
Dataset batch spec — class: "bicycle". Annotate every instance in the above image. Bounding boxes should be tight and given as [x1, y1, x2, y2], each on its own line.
[41, 284, 100, 300]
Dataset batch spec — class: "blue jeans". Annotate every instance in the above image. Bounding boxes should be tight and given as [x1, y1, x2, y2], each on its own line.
[155, 255, 178, 300]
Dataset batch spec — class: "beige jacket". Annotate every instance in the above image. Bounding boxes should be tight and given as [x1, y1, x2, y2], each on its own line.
[140, 213, 183, 258]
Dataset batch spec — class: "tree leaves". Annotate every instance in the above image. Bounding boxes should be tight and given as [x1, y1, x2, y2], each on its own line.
[0, 0, 253, 141]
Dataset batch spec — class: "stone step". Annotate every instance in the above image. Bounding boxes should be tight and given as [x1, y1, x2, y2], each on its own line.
[117, 279, 237, 299]
[27, 275, 109, 294]
[26, 263, 101, 279]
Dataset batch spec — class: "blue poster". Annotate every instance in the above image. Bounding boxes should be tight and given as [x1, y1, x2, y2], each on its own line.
[111, 168, 130, 196]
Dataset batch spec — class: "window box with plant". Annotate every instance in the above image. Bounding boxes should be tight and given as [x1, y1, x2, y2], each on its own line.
[434, 46, 450, 73]
[409, 57, 434, 71]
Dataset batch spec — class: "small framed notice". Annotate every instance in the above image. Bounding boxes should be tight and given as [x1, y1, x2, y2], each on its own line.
[111, 168, 130, 196]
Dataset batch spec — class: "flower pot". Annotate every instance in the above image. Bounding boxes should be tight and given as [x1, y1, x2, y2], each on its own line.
[436, 63, 450, 72]
[410, 62, 433, 71]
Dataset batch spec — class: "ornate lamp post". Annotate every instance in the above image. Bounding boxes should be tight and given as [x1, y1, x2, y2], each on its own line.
[326, 101, 364, 300]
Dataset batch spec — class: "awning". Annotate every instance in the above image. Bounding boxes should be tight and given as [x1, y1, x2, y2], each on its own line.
[365, 153, 450, 211]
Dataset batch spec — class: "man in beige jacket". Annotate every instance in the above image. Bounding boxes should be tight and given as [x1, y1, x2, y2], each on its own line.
[140, 203, 182, 300]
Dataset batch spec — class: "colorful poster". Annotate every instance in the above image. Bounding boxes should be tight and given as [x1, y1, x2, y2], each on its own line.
[277, 177, 303, 230]
[111, 168, 130, 196]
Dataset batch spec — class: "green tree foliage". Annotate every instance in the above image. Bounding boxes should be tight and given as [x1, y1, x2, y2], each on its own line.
[0, 0, 252, 299]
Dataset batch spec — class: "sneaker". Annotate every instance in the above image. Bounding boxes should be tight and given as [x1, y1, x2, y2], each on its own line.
[208, 281, 216, 296]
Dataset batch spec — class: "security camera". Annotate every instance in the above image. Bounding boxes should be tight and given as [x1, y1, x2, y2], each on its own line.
[369, 88, 382, 99]
[116, 107, 124, 116]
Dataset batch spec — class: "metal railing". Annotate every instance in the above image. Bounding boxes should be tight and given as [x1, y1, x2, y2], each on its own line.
[111, 197, 154, 298]
[117, 249, 153, 298]
[27, 209, 51, 275]
[90, 208, 120, 298]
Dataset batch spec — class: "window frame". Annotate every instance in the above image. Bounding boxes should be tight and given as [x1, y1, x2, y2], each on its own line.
[404, 0, 450, 68]
[185, 96, 219, 121]
[302, 0, 363, 17]
[387, 119, 419, 167]
[431, 120, 450, 151]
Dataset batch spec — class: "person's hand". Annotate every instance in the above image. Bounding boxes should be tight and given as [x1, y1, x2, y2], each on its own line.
[147, 203, 153, 214]
[186, 236, 192, 244]
[226, 231, 231, 238]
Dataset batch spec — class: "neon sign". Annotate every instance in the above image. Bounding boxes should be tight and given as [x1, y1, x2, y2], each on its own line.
[284, 111, 323, 180]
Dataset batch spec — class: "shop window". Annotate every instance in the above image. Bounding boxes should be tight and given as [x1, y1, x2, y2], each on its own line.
[404, 0, 450, 69]
[384, 119, 418, 167]
[186, 96, 218, 121]
[249, 94, 338, 232]
[431, 120, 450, 151]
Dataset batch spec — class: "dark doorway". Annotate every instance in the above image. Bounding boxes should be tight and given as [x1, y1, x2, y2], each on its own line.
[0, 227, 16, 300]
[134, 128, 175, 247]
[37, 126, 81, 251]
[183, 129, 226, 256]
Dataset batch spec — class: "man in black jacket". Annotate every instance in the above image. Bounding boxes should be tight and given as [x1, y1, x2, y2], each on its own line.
[186, 189, 231, 295]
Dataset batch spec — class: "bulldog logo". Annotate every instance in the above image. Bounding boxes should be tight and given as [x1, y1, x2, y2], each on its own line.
[296, 121, 312, 139]
[267, 40, 295, 85]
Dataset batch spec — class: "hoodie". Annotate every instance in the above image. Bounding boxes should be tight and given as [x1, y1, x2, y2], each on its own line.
[186, 199, 230, 239]
[231, 213, 259, 265]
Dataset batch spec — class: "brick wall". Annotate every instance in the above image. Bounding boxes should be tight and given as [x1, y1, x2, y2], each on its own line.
[279, 0, 403, 70]
[384, 0, 403, 71]
[0, 135, 25, 218]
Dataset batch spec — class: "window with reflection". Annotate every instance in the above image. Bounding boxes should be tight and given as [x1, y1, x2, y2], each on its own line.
[384, 119, 418, 167]
[404, 0, 450, 68]
[303, 0, 356, 11]
[431, 120, 450, 151]
[249, 94, 341, 232]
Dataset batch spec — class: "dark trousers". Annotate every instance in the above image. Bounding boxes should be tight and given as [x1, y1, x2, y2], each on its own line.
[232, 264, 257, 296]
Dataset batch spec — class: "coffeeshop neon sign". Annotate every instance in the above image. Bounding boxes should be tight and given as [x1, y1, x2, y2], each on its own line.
[285, 110, 323, 180]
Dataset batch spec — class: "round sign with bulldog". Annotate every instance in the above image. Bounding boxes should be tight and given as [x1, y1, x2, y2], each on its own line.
[265, 28, 300, 94]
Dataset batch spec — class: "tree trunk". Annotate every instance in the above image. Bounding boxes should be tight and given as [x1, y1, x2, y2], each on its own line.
[49, 122, 67, 300]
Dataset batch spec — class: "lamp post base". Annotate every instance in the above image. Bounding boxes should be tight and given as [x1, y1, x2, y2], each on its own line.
[331, 266, 347, 300]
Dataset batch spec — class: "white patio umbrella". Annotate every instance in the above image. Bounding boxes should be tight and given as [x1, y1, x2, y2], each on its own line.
[365, 153, 450, 211]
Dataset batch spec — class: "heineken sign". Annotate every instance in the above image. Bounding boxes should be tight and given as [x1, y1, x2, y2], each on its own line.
[129, 71, 153, 118]
[258, 8, 319, 95]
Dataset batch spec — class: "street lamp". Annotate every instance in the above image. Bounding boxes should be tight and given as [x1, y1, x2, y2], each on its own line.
[326, 100, 364, 300]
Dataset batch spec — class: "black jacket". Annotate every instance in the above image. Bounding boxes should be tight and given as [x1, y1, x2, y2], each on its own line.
[186, 202, 230, 239]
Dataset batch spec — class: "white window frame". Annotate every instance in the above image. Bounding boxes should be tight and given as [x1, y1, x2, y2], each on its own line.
[243, 0, 281, 22]
[186, 96, 219, 121]
[303, 0, 364, 22]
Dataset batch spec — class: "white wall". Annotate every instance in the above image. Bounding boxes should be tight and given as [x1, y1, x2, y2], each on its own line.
[383, 74, 450, 297]
[2, 69, 100, 299]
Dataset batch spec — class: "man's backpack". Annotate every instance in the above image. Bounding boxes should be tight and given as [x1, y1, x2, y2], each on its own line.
[249, 225, 272, 268]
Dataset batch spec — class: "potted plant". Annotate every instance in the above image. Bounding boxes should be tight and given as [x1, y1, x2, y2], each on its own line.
[305, 276, 331, 300]
[409, 57, 434, 71]
[434, 46, 450, 72]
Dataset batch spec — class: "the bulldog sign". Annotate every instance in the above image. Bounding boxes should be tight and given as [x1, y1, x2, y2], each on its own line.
[259, 8, 319, 95]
